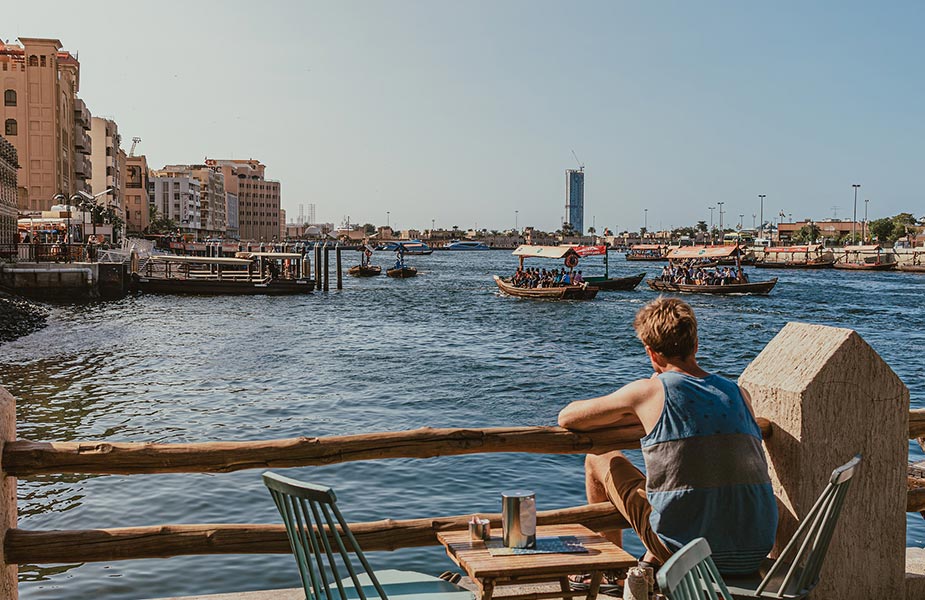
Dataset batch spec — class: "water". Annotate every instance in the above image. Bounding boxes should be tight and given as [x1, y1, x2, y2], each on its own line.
[1, 252, 923, 599]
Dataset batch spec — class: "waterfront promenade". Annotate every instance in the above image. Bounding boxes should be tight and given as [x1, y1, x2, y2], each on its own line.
[0, 252, 923, 598]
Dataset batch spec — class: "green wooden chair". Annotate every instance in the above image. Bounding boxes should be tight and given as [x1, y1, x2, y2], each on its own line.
[724, 454, 862, 599]
[656, 537, 734, 600]
[264, 471, 474, 600]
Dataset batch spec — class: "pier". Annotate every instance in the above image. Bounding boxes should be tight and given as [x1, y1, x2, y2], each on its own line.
[0, 323, 923, 598]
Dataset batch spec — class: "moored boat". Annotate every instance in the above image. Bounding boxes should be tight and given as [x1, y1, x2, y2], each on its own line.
[896, 249, 925, 272]
[387, 266, 418, 278]
[379, 240, 433, 255]
[832, 245, 896, 271]
[133, 253, 313, 295]
[755, 244, 835, 269]
[445, 240, 490, 250]
[349, 245, 381, 276]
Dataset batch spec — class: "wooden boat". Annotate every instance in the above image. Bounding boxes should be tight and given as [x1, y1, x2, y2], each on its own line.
[898, 265, 925, 273]
[133, 254, 313, 295]
[647, 278, 778, 295]
[494, 276, 598, 300]
[348, 264, 381, 277]
[832, 245, 896, 271]
[625, 244, 669, 261]
[387, 266, 417, 278]
[755, 244, 835, 269]
[896, 249, 925, 273]
[573, 244, 644, 291]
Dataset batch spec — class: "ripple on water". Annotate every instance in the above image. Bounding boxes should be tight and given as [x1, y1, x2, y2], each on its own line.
[1, 252, 923, 599]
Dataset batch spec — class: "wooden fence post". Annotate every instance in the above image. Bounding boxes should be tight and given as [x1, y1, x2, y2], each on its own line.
[739, 323, 908, 599]
[336, 246, 342, 290]
[314, 244, 322, 290]
[0, 388, 18, 599]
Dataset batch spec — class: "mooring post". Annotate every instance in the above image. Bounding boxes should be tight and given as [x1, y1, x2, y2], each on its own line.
[314, 244, 322, 290]
[323, 244, 330, 291]
[336, 246, 343, 290]
[739, 323, 909, 599]
[0, 388, 18, 599]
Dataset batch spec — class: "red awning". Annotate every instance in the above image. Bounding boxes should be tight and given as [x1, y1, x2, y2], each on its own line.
[667, 245, 740, 259]
[574, 244, 607, 257]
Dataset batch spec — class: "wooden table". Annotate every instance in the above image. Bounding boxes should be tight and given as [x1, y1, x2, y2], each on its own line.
[437, 524, 636, 600]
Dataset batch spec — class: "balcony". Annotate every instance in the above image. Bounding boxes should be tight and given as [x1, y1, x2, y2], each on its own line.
[74, 154, 91, 179]
[73, 98, 91, 130]
[73, 126, 91, 154]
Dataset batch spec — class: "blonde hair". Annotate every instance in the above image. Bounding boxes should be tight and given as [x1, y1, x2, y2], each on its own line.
[633, 297, 698, 359]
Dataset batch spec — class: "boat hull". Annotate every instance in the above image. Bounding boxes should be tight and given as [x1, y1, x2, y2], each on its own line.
[583, 272, 645, 291]
[755, 260, 834, 269]
[832, 262, 896, 271]
[494, 276, 599, 300]
[387, 267, 418, 278]
[133, 275, 313, 295]
[626, 256, 668, 261]
[348, 265, 381, 277]
[898, 265, 925, 273]
[646, 278, 778, 295]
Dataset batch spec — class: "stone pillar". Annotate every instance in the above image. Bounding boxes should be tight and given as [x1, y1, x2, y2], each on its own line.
[739, 323, 908, 600]
[0, 388, 18, 599]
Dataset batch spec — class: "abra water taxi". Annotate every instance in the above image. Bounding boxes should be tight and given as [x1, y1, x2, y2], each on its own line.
[133, 253, 313, 295]
[647, 245, 777, 295]
[349, 245, 381, 277]
[625, 244, 669, 261]
[386, 244, 418, 278]
[833, 245, 897, 271]
[494, 245, 598, 300]
[573, 244, 644, 291]
[755, 244, 835, 269]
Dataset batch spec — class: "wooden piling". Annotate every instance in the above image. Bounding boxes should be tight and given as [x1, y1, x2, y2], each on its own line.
[323, 245, 330, 291]
[0, 389, 18, 599]
[314, 244, 322, 290]
[336, 246, 343, 290]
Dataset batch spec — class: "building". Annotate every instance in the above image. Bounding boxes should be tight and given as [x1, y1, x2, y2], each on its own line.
[565, 168, 584, 234]
[225, 191, 239, 239]
[89, 117, 124, 235]
[0, 135, 17, 244]
[124, 154, 150, 234]
[777, 219, 863, 244]
[203, 158, 280, 241]
[0, 37, 92, 211]
[151, 166, 201, 235]
[279, 208, 286, 240]
[187, 165, 227, 239]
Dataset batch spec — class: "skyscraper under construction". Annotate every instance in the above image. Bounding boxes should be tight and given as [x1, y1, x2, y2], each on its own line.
[565, 168, 584, 234]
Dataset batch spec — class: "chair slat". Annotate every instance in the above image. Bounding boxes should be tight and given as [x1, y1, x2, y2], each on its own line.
[308, 499, 350, 600]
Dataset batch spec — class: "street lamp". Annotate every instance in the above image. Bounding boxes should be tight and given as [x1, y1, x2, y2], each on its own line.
[515, 210, 519, 232]
[708, 206, 715, 244]
[644, 208, 648, 239]
[386, 211, 390, 230]
[864, 198, 869, 242]
[852, 184, 861, 244]
[758, 194, 766, 238]
[717, 202, 725, 232]
[739, 214, 744, 229]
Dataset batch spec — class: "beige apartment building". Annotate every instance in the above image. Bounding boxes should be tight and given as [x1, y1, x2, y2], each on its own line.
[204, 158, 280, 241]
[0, 37, 92, 212]
[188, 165, 227, 239]
[151, 166, 201, 235]
[90, 117, 125, 231]
[0, 135, 18, 244]
[124, 154, 150, 234]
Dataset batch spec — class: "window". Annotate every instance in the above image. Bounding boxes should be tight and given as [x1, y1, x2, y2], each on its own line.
[3, 90, 15, 106]
[4, 119, 16, 136]
[40, 55, 47, 67]
[28, 55, 38, 67]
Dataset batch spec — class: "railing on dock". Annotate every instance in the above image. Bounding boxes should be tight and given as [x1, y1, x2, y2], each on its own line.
[0, 323, 922, 599]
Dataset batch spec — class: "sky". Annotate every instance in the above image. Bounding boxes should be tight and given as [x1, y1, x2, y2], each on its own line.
[5, 1, 924, 232]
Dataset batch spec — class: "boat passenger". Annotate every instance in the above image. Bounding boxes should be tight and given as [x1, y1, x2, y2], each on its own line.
[558, 298, 776, 577]
[573, 270, 584, 284]
[562, 271, 571, 285]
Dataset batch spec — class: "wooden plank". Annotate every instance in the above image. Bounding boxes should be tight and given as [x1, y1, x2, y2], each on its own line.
[0, 389, 17, 599]
[911, 409, 925, 438]
[1, 421, 771, 476]
[4, 503, 627, 565]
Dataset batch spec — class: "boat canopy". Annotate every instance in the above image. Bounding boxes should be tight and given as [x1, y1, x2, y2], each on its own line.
[667, 245, 741, 259]
[765, 244, 822, 254]
[150, 255, 254, 265]
[629, 244, 667, 250]
[573, 244, 607, 257]
[512, 245, 580, 259]
[235, 252, 304, 259]
[842, 245, 881, 252]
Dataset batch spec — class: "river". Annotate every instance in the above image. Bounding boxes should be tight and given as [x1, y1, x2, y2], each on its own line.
[1, 251, 922, 599]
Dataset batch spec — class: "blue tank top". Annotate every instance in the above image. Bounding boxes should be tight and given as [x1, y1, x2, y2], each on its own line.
[641, 372, 777, 575]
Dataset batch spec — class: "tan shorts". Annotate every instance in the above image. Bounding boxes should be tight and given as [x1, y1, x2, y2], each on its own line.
[602, 456, 673, 564]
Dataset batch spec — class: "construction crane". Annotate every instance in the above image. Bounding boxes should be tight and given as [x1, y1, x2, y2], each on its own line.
[571, 149, 584, 172]
[129, 137, 141, 157]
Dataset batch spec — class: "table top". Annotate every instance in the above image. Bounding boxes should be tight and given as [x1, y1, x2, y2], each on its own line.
[437, 524, 636, 579]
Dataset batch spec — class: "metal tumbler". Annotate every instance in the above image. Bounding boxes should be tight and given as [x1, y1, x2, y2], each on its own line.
[501, 490, 536, 549]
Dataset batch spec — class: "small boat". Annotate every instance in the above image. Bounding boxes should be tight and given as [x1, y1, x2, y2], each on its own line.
[387, 266, 418, 278]
[133, 253, 313, 295]
[647, 278, 778, 295]
[349, 245, 381, 276]
[832, 245, 897, 271]
[494, 275, 598, 299]
[495, 245, 599, 300]
[648, 245, 778, 295]
[755, 244, 835, 269]
[625, 244, 669, 261]
[573, 244, 644, 291]
[445, 240, 490, 251]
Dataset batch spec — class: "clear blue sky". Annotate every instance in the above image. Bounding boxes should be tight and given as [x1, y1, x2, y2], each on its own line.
[7, 1, 923, 232]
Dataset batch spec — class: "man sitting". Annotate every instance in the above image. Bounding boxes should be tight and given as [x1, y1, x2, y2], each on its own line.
[558, 298, 776, 578]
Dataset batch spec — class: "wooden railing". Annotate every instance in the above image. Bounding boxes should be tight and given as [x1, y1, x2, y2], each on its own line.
[0, 385, 923, 598]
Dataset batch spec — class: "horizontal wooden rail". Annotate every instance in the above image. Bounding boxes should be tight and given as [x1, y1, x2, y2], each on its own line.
[4, 502, 626, 565]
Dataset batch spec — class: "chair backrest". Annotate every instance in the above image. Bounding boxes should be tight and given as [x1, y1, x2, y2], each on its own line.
[263, 471, 389, 600]
[755, 454, 862, 598]
[657, 538, 734, 600]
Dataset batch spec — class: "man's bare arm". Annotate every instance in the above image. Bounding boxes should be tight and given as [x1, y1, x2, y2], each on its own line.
[557, 378, 655, 431]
